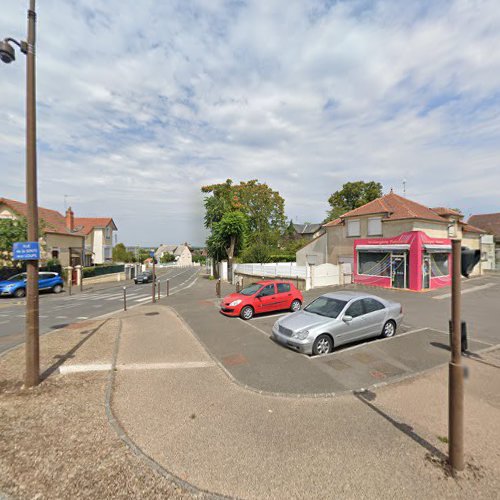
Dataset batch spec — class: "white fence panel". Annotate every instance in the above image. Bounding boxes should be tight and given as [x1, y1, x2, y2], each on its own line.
[311, 263, 340, 288]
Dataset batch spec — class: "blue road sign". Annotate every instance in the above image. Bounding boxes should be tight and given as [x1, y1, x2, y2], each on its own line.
[13, 241, 40, 261]
[149, 250, 155, 258]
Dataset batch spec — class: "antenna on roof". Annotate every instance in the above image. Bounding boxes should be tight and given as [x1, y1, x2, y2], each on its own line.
[402, 179, 407, 197]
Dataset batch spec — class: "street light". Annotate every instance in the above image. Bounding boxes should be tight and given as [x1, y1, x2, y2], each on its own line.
[2, 1, 40, 387]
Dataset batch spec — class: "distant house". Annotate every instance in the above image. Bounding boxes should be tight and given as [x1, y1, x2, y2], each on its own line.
[297, 191, 490, 292]
[72, 212, 118, 265]
[0, 197, 86, 267]
[467, 213, 500, 270]
[155, 244, 192, 266]
[289, 222, 324, 240]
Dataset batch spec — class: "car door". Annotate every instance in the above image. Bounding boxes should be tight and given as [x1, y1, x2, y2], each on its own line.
[255, 284, 278, 313]
[361, 298, 387, 338]
[38, 272, 53, 290]
[276, 282, 292, 309]
[335, 299, 369, 345]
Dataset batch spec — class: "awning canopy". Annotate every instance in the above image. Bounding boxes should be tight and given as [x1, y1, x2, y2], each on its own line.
[423, 244, 451, 253]
[356, 244, 410, 253]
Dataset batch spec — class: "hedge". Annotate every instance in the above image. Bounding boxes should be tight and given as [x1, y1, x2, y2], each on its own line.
[83, 264, 124, 278]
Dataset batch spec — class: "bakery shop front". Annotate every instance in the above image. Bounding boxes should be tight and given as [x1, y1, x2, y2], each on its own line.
[353, 231, 451, 291]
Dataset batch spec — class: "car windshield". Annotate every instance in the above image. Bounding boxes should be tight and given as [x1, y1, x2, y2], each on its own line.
[239, 284, 262, 296]
[7, 274, 25, 282]
[304, 297, 347, 318]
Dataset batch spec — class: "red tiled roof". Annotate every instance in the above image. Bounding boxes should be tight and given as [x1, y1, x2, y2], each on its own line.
[0, 197, 86, 237]
[324, 192, 447, 226]
[431, 207, 462, 217]
[467, 213, 500, 238]
[74, 217, 116, 235]
[461, 222, 486, 234]
[322, 217, 342, 228]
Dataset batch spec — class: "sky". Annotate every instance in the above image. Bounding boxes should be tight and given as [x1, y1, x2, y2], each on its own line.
[1, 0, 499, 246]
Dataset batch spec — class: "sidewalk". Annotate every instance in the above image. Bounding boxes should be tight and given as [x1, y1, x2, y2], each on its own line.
[1, 304, 499, 499]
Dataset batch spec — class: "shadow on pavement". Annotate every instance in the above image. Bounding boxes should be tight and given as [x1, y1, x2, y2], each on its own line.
[40, 320, 109, 381]
[354, 389, 448, 462]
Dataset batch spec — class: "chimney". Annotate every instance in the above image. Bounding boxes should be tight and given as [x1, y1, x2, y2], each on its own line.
[66, 207, 74, 231]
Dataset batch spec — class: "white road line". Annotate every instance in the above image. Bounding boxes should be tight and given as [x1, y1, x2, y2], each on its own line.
[310, 327, 430, 360]
[59, 364, 112, 374]
[134, 296, 152, 303]
[433, 283, 496, 300]
[251, 313, 289, 321]
[76, 316, 89, 320]
[55, 315, 68, 319]
[0, 320, 8, 325]
[59, 361, 214, 374]
[238, 318, 271, 337]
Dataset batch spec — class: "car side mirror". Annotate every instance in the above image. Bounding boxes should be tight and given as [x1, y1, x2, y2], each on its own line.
[343, 315, 353, 323]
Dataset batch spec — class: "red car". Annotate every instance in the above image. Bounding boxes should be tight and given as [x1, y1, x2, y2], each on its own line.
[220, 280, 303, 320]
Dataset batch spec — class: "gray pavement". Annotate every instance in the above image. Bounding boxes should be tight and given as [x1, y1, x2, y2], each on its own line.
[110, 304, 500, 499]
[0, 266, 199, 354]
[165, 274, 500, 395]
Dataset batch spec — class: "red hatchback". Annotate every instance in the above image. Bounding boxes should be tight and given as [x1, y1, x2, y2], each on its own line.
[220, 280, 303, 320]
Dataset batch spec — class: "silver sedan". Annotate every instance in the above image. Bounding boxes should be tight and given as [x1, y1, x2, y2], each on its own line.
[271, 291, 403, 356]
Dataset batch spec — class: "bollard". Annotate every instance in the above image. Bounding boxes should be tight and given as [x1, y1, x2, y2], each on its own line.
[449, 320, 468, 353]
[68, 275, 72, 296]
[236, 281, 240, 293]
[158, 280, 161, 301]
[216, 278, 221, 298]
[123, 286, 127, 311]
[167, 279, 170, 297]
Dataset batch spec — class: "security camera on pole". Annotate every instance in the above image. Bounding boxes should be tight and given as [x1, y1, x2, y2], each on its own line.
[2, 0, 40, 387]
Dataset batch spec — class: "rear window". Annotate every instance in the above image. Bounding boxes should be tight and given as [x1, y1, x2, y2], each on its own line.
[277, 283, 291, 293]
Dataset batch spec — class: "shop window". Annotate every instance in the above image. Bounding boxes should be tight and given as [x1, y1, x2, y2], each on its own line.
[430, 253, 449, 277]
[368, 217, 382, 236]
[347, 219, 360, 237]
[358, 252, 391, 277]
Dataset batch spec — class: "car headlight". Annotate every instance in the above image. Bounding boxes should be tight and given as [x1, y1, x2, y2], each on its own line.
[292, 330, 309, 340]
[229, 299, 242, 307]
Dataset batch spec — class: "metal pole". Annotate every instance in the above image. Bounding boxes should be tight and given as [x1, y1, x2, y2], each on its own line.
[167, 279, 169, 297]
[68, 268, 72, 296]
[449, 239, 464, 472]
[151, 258, 156, 303]
[25, 0, 39, 388]
[157, 280, 160, 301]
[123, 286, 127, 311]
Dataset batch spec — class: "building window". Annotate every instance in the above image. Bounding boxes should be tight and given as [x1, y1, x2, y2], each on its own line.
[368, 217, 382, 236]
[358, 251, 391, 277]
[430, 253, 449, 277]
[448, 224, 456, 237]
[347, 219, 360, 237]
[105, 227, 111, 238]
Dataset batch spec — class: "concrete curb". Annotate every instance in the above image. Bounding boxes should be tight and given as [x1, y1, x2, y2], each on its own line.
[104, 317, 233, 500]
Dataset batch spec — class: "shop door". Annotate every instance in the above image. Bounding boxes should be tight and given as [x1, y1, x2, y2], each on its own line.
[391, 253, 407, 289]
[422, 255, 431, 289]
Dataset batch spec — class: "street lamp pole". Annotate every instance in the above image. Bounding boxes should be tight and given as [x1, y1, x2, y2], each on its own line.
[25, 0, 39, 387]
[1, 1, 39, 386]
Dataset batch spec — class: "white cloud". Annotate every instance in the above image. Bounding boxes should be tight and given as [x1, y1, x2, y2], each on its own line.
[1, 0, 499, 245]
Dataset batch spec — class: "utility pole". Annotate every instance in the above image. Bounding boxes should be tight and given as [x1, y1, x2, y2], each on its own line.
[151, 255, 156, 303]
[449, 239, 464, 471]
[25, 0, 39, 387]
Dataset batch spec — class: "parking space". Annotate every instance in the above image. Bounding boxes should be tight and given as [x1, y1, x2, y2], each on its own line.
[167, 274, 499, 396]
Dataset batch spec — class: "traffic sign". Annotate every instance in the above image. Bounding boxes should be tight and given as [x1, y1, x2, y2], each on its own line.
[149, 250, 155, 258]
[13, 241, 40, 261]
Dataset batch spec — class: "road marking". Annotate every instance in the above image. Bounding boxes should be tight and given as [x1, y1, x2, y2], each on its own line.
[251, 313, 289, 321]
[0, 320, 8, 325]
[134, 296, 153, 303]
[433, 283, 496, 300]
[59, 360, 215, 374]
[56, 315, 68, 319]
[238, 318, 270, 337]
[310, 327, 430, 360]
[76, 316, 89, 320]
[59, 363, 112, 374]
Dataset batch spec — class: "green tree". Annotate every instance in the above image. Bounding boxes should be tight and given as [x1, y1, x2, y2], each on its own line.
[112, 243, 134, 263]
[240, 241, 272, 263]
[325, 181, 383, 222]
[136, 249, 152, 263]
[160, 252, 175, 264]
[0, 218, 29, 253]
[207, 211, 247, 264]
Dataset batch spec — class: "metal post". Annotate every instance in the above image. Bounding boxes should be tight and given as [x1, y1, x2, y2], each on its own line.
[167, 279, 169, 297]
[24, 0, 39, 387]
[157, 280, 161, 301]
[68, 267, 72, 296]
[151, 258, 156, 303]
[123, 286, 127, 311]
[449, 239, 464, 472]
[216, 278, 221, 298]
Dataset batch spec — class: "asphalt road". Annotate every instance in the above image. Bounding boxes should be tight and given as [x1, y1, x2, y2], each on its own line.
[167, 273, 500, 395]
[0, 266, 199, 354]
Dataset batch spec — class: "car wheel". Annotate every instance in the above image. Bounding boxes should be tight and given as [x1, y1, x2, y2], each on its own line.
[312, 334, 333, 356]
[14, 288, 26, 298]
[240, 305, 254, 320]
[290, 299, 302, 312]
[52, 284, 63, 294]
[381, 320, 396, 338]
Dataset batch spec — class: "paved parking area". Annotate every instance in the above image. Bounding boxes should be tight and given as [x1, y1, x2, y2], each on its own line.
[166, 274, 500, 395]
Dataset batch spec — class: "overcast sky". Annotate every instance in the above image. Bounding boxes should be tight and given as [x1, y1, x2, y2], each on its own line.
[1, 0, 499, 246]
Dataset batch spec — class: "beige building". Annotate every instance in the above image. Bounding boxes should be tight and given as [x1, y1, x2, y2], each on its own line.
[155, 244, 192, 266]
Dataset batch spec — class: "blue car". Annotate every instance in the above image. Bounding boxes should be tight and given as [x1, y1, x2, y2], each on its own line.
[0, 272, 64, 298]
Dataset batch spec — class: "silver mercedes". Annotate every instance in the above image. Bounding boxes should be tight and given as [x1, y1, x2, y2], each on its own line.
[271, 291, 403, 356]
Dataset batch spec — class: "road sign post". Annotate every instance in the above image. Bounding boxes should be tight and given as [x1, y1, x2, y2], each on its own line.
[150, 251, 156, 303]
[123, 286, 127, 311]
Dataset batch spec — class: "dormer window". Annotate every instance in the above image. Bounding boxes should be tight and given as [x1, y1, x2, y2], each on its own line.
[105, 226, 111, 238]
[347, 219, 360, 237]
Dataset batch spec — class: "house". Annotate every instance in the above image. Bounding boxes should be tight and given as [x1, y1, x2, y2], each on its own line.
[0, 197, 85, 267]
[467, 213, 500, 270]
[72, 211, 118, 265]
[297, 190, 489, 291]
[155, 244, 192, 266]
[288, 222, 324, 240]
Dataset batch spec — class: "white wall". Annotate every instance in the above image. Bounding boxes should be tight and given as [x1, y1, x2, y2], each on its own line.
[93, 229, 104, 264]
[296, 233, 327, 266]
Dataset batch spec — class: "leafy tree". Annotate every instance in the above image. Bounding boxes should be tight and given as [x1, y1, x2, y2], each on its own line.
[136, 248, 152, 263]
[207, 211, 247, 264]
[112, 243, 135, 263]
[325, 181, 383, 222]
[240, 241, 272, 264]
[0, 218, 29, 253]
[160, 252, 175, 264]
